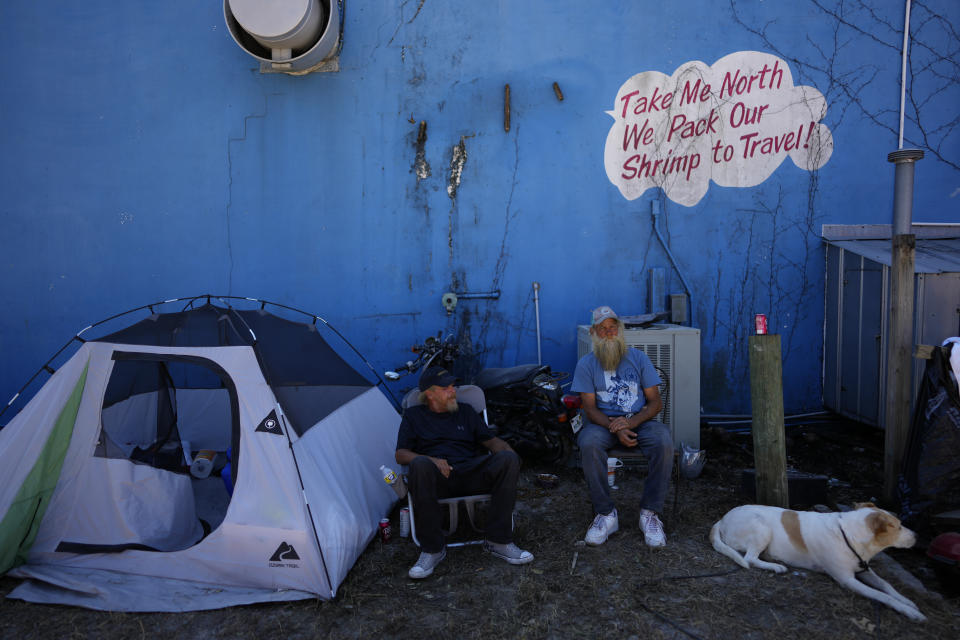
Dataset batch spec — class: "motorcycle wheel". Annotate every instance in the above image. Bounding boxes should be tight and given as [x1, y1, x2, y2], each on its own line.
[499, 428, 571, 466]
[539, 429, 573, 466]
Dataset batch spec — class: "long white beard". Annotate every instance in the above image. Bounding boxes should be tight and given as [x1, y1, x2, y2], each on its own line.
[592, 333, 627, 371]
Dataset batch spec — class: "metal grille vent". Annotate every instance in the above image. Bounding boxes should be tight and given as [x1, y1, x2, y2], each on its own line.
[632, 343, 671, 425]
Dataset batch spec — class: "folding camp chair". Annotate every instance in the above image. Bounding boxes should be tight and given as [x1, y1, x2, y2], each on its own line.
[401, 384, 504, 548]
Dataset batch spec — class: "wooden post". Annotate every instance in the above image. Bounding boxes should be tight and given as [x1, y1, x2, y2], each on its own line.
[883, 147, 922, 504]
[749, 334, 789, 508]
[884, 233, 916, 503]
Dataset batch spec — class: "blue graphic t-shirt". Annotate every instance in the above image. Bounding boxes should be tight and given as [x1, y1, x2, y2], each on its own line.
[571, 348, 661, 416]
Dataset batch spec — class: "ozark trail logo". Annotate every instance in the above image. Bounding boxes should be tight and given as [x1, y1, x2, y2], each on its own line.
[269, 541, 301, 568]
[256, 410, 284, 435]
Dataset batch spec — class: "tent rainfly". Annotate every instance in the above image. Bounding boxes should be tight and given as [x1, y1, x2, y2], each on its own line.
[0, 298, 401, 611]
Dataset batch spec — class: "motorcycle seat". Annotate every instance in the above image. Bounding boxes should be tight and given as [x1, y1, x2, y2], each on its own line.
[474, 364, 546, 389]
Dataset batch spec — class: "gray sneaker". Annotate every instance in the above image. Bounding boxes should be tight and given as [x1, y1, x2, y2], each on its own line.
[408, 549, 446, 579]
[483, 541, 534, 565]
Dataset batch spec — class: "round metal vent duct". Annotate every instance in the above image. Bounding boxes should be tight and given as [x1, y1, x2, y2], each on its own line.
[224, 0, 340, 74]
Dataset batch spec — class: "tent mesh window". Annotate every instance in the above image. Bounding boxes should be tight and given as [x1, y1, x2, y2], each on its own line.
[97, 354, 237, 474]
[93, 304, 375, 436]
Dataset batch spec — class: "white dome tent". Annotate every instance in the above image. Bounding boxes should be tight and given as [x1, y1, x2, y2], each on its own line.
[0, 296, 400, 611]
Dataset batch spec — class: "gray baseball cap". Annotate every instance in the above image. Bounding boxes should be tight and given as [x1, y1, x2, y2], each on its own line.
[592, 305, 618, 325]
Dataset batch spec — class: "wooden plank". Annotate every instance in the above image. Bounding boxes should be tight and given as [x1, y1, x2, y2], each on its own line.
[748, 334, 788, 508]
[884, 234, 916, 503]
[914, 344, 935, 360]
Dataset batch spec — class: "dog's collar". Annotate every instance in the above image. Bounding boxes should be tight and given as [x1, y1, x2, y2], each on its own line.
[839, 522, 870, 574]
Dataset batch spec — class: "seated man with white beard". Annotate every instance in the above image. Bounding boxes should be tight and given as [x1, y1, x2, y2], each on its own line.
[572, 306, 674, 547]
[395, 366, 534, 579]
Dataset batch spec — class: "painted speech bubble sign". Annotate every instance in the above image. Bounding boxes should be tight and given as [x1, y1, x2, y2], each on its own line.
[604, 51, 833, 207]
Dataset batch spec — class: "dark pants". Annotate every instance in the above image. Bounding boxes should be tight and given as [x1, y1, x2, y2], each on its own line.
[407, 450, 520, 553]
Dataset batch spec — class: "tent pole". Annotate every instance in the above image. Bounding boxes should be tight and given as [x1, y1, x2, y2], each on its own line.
[1, 294, 401, 421]
[276, 407, 335, 596]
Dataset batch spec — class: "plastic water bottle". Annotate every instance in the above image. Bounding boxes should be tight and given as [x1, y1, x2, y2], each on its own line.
[190, 450, 216, 479]
[380, 464, 408, 499]
[181, 440, 192, 467]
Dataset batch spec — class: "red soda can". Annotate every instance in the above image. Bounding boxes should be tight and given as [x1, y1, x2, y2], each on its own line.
[755, 314, 768, 335]
[378, 518, 392, 543]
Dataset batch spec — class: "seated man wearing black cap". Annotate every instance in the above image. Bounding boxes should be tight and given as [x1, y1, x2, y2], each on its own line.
[395, 366, 534, 579]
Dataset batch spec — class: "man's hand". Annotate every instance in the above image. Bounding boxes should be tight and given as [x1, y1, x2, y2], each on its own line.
[608, 416, 632, 433]
[396, 448, 453, 477]
[430, 457, 453, 478]
[483, 437, 514, 454]
[617, 428, 638, 448]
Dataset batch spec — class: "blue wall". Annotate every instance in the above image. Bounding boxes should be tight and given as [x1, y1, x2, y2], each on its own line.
[2, 1, 958, 418]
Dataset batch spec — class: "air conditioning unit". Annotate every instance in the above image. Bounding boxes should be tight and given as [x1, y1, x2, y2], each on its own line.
[577, 324, 701, 448]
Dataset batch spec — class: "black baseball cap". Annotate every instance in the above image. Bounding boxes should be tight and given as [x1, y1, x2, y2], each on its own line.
[418, 366, 457, 391]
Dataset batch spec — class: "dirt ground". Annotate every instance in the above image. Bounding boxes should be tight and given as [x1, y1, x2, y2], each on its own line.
[2, 417, 959, 639]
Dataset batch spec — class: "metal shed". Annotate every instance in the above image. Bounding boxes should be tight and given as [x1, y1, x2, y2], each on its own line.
[822, 224, 960, 428]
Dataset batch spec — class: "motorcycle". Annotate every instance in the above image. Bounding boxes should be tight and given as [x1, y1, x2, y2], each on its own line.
[385, 333, 582, 464]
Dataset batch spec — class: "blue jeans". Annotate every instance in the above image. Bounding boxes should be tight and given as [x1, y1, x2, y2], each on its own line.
[577, 419, 673, 516]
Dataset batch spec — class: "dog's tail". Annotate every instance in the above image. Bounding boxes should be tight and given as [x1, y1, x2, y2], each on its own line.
[710, 521, 751, 569]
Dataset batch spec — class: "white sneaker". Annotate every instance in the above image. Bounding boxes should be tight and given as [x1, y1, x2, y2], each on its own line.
[584, 509, 619, 545]
[408, 549, 446, 579]
[640, 509, 666, 547]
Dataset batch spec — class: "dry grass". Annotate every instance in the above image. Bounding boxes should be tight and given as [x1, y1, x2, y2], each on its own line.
[2, 422, 958, 639]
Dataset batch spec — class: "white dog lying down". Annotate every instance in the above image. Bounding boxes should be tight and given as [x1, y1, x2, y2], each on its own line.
[710, 503, 925, 621]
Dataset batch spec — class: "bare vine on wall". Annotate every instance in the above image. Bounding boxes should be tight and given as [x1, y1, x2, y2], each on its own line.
[700, 0, 959, 403]
[709, 183, 822, 394]
[730, 0, 959, 170]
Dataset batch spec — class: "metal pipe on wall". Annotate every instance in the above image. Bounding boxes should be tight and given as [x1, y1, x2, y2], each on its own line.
[533, 281, 542, 365]
[650, 200, 694, 324]
[453, 291, 500, 300]
[890, 150, 923, 235]
[898, 0, 913, 150]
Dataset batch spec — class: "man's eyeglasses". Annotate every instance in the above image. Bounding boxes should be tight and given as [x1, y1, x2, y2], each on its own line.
[594, 324, 619, 337]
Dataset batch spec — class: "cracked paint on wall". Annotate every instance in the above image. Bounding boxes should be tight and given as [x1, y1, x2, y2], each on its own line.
[413, 120, 431, 182]
[447, 137, 467, 200]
